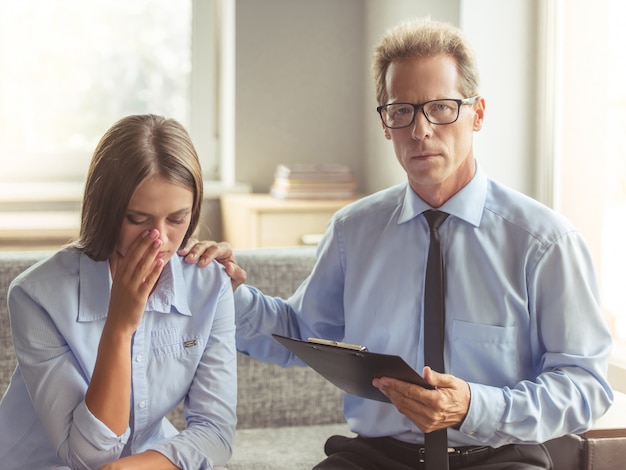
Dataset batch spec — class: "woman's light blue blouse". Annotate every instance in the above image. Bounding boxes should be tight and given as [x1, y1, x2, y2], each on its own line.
[0, 247, 237, 470]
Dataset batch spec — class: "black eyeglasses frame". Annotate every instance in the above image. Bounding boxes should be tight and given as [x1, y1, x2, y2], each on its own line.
[376, 96, 479, 128]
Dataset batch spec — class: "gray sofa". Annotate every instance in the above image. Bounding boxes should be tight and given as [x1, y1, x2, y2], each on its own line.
[0, 247, 623, 469]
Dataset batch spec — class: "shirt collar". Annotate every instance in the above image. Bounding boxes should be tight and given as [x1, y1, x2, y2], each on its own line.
[78, 253, 192, 322]
[398, 160, 487, 227]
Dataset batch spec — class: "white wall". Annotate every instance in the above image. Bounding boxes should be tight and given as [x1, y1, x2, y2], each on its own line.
[234, 0, 366, 193]
[460, 0, 537, 196]
[233, 0, 538, 197]
[362, 0, 461, 193]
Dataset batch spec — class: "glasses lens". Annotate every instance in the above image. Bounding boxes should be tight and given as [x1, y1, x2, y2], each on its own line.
[381, 100, 462, 127]
[381, 103, 415, 128]
[423, 100, 460, 125]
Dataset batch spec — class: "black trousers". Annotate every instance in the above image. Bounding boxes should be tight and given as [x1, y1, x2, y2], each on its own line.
[313, 435, 554, 470]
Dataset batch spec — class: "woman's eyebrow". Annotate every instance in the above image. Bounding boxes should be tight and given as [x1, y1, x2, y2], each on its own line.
[169, 207, 192, 217]
[126, 209, 150, 217]
[126, 207, 192, 217]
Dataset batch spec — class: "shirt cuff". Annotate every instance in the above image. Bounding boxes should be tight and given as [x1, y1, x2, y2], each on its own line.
[459, 383, 504, 442]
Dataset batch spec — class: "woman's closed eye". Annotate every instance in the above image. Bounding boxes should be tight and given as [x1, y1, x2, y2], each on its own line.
[126, 214, 149, 225]
[125, 207, 191, 227]
[126, 215, 188, 226]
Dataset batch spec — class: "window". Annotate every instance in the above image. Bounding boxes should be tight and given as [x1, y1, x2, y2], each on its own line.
[547, 0, 626, 367]
[601, 1, 626, 358]
[0, 0, 219, 184]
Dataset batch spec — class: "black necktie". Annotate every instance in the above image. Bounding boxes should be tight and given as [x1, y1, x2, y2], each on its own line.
[423, 210, 449, 470]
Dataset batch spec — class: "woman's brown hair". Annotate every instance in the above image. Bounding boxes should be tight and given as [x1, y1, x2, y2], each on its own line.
[77, 114, 203, 261]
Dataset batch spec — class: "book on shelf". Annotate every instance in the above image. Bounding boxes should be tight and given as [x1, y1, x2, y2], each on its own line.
[274, 163, 353, 179]
[270, 163, 357, 199]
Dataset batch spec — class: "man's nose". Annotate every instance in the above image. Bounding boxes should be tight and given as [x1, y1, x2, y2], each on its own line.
[411, 110, 433, 140]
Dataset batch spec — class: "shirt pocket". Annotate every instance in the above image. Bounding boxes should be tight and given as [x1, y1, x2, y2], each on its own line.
[150, 327, 204, 361]
[449, 319, 520, 387]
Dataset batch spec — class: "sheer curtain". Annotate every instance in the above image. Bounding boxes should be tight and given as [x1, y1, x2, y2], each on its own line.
[541, 0, 626, 380]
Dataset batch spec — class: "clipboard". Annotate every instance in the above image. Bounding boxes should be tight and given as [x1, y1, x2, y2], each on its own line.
[272, 334, 434, 403]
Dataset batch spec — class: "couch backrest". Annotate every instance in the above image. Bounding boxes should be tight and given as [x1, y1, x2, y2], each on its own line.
[231, 247, 345, 428]
[0, 251, 52, 395]
[0, 247, 345, 429]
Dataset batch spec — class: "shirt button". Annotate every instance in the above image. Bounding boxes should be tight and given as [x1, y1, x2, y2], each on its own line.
[136, 355, 143, 362]
[138, 400, 146, 409]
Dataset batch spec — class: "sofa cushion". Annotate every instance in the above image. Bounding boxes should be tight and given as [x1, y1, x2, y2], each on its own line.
[228, 423, 354, 470]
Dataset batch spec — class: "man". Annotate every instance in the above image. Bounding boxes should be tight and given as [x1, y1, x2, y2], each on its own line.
[182, 18, 613, 469]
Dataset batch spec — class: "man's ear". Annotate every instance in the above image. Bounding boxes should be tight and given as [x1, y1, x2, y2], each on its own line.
[473, 97, 486, 131]
[382, 123, 391, 140]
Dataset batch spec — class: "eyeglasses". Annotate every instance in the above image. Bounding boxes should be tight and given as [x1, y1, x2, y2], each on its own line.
[376, 96, 479, 128]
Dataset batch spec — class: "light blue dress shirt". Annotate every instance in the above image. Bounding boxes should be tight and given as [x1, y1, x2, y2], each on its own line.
[235, 163, 613, 448]
[0, 247, 237, 470]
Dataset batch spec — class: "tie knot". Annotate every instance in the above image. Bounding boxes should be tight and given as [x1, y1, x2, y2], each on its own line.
[423, 210, 449, 231]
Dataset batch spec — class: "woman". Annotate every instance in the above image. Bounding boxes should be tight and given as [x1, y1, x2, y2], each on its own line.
[0, 115, 236, 469]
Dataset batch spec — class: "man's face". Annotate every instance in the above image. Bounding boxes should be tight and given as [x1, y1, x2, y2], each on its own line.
[383, 54, 484, 205]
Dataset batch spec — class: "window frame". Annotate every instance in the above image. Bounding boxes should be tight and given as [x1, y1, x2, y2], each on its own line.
[537, 0, 626, 392]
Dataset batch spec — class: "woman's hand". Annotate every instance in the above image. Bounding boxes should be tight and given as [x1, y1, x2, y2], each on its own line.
[108, 229, 165, 334]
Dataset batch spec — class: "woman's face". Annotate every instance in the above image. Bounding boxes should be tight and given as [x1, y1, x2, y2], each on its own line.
[115, 174, 194, 264]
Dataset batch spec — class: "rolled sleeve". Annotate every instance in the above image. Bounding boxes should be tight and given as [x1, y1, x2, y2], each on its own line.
[67, 401, 129, 466]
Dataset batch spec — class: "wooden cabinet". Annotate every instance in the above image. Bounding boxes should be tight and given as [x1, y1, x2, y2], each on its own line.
[0, 211, 80, 251]
[220, 193, 357, 249]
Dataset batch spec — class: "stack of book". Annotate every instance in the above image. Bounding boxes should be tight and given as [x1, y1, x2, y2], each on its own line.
[270, 163, 357, 199]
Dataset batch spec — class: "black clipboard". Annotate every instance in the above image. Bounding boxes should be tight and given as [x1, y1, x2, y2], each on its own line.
[272, 334, 434, 403]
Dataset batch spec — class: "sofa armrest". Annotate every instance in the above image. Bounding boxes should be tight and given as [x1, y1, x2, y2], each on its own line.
[544, 434, 584, 470]
[583, 437, 626, 470]
[546, 392, 626, 470]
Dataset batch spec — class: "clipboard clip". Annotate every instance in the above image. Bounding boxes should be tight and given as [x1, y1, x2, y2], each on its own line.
[307, 337, 368, 352]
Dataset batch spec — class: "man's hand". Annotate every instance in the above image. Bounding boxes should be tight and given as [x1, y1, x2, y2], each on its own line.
[178, 238, 247, 290]
[372, 366, 470, 433]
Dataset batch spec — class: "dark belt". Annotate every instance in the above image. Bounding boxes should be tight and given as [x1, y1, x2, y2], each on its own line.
[358, 436, 498, 469]
[418, 445, 496, 467]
